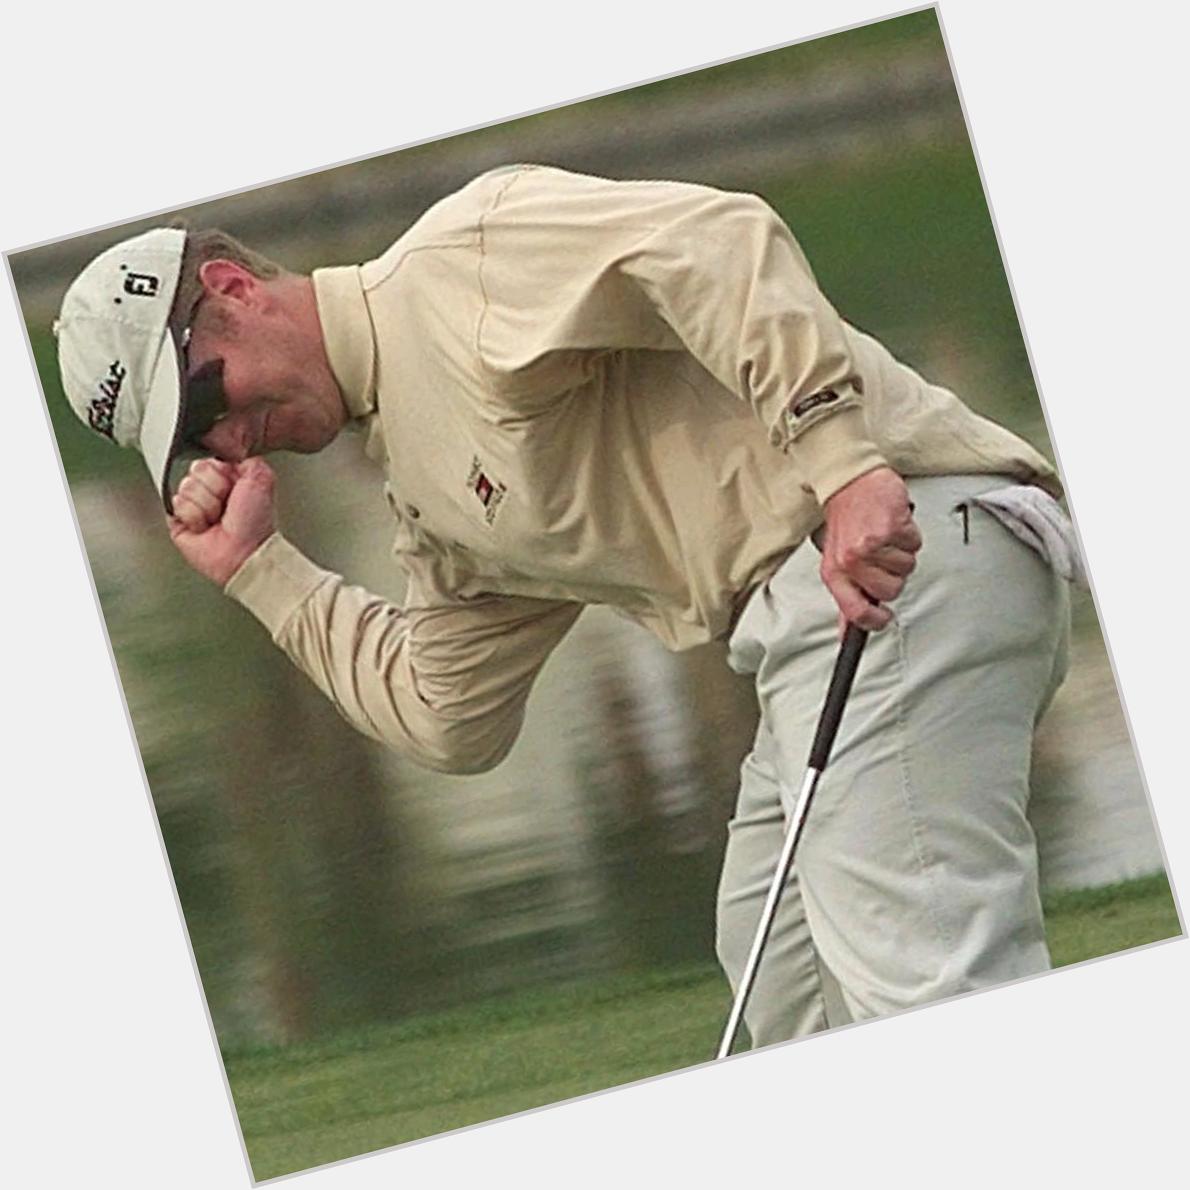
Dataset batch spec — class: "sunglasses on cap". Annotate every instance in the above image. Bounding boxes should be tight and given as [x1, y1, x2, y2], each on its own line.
[173, 295, 231, 449]
[161, 314, 229, 513]
[181, 355, 229, 447]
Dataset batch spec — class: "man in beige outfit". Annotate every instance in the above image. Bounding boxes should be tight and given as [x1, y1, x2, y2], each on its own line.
[55, 164, 1071, 1047]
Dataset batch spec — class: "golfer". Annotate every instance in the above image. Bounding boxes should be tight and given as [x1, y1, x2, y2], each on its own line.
[55, 164, 1074, 1046]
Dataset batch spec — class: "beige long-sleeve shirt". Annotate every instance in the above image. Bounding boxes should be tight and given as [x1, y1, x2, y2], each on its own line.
[226, 164, 1058, 773]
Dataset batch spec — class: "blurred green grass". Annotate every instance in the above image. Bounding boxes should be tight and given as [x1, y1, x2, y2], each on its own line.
[227, 872, 1182, 1182]
[616, 6, 944, 102]
[331, 10, 948, 171]
[1044, 876, 1183, 966]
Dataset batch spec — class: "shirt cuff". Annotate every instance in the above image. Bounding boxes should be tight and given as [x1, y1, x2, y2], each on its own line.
[787, 405, 889, 505]
[223, 532, 334, 639]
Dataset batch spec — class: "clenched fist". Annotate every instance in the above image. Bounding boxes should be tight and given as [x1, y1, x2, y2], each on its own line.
[820, 466, 922, 631]
[168, 457, 277, 587]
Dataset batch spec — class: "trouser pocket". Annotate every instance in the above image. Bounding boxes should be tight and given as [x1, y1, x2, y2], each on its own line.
[954, 485, 1086, 587]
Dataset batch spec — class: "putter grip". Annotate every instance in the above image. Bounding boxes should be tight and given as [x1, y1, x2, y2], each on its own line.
[807, 622, 869, 771]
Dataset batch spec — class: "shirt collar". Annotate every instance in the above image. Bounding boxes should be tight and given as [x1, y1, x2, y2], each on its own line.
[312, 265, 377, 421]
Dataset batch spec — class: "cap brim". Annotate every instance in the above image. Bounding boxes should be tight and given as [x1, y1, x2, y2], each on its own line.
[137, 330, 187, 516]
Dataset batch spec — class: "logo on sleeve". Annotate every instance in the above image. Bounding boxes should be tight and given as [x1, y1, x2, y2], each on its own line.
[466, 457, 507, 526]
[790, 388, 840, 419]
[88, 360, 126, 440]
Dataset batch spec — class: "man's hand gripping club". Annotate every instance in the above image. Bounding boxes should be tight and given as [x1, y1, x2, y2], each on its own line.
[819, 466, 921, 631]
[168, 458, 277, 587]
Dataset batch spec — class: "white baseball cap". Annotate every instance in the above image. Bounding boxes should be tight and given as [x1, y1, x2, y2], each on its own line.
[54, 227, 190, 512]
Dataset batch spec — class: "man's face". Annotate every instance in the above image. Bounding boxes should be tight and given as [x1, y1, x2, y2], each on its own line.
[181, 263, 343, 463]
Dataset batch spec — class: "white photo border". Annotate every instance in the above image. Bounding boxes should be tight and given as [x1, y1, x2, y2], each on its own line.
[3, 2, 1184, 1186]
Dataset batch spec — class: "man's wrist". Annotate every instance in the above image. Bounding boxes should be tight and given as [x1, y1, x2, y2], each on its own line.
[211, 534, 270, 590]
[223, 533, 335, 640]
[793, 406, 888, 505]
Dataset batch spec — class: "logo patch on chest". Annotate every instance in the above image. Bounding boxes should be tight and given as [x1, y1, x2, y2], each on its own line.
[466, 456, 507, 526]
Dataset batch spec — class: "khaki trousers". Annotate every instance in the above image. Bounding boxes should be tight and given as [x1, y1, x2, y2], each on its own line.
[716, 475, 1071, 1045]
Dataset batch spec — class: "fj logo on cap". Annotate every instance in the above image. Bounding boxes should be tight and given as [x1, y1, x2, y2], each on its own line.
[466, 457, 507, 526]
[121, 269, 161, 298]
[88, 360, 126, 440]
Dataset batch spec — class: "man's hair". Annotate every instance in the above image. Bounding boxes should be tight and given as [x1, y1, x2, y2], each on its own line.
[170, 226, 286, 330]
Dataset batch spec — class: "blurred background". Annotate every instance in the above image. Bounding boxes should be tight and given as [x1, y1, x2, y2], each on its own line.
[10, 9, 1165, 1050]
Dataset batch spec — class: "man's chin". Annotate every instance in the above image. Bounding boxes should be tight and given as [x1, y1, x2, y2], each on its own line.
[293, 425, 340, 454]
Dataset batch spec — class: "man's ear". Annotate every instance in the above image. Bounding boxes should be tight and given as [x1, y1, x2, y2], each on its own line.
[198, 259, 258, 305]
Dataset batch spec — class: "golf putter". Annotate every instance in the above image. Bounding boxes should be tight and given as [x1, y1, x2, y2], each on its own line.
[715, 619, 870, 1060]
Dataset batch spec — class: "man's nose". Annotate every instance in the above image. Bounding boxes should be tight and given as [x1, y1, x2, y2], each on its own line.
[202, 430, 246, 464]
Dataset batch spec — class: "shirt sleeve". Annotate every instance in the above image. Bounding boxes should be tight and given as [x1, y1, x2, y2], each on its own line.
[475, 164, 888, 504]
[223, 532, 582, 774]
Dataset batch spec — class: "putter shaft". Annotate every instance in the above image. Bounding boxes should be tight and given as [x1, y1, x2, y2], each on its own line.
[715, 766, 821, 1060]
[715, 622, 869, 1060]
